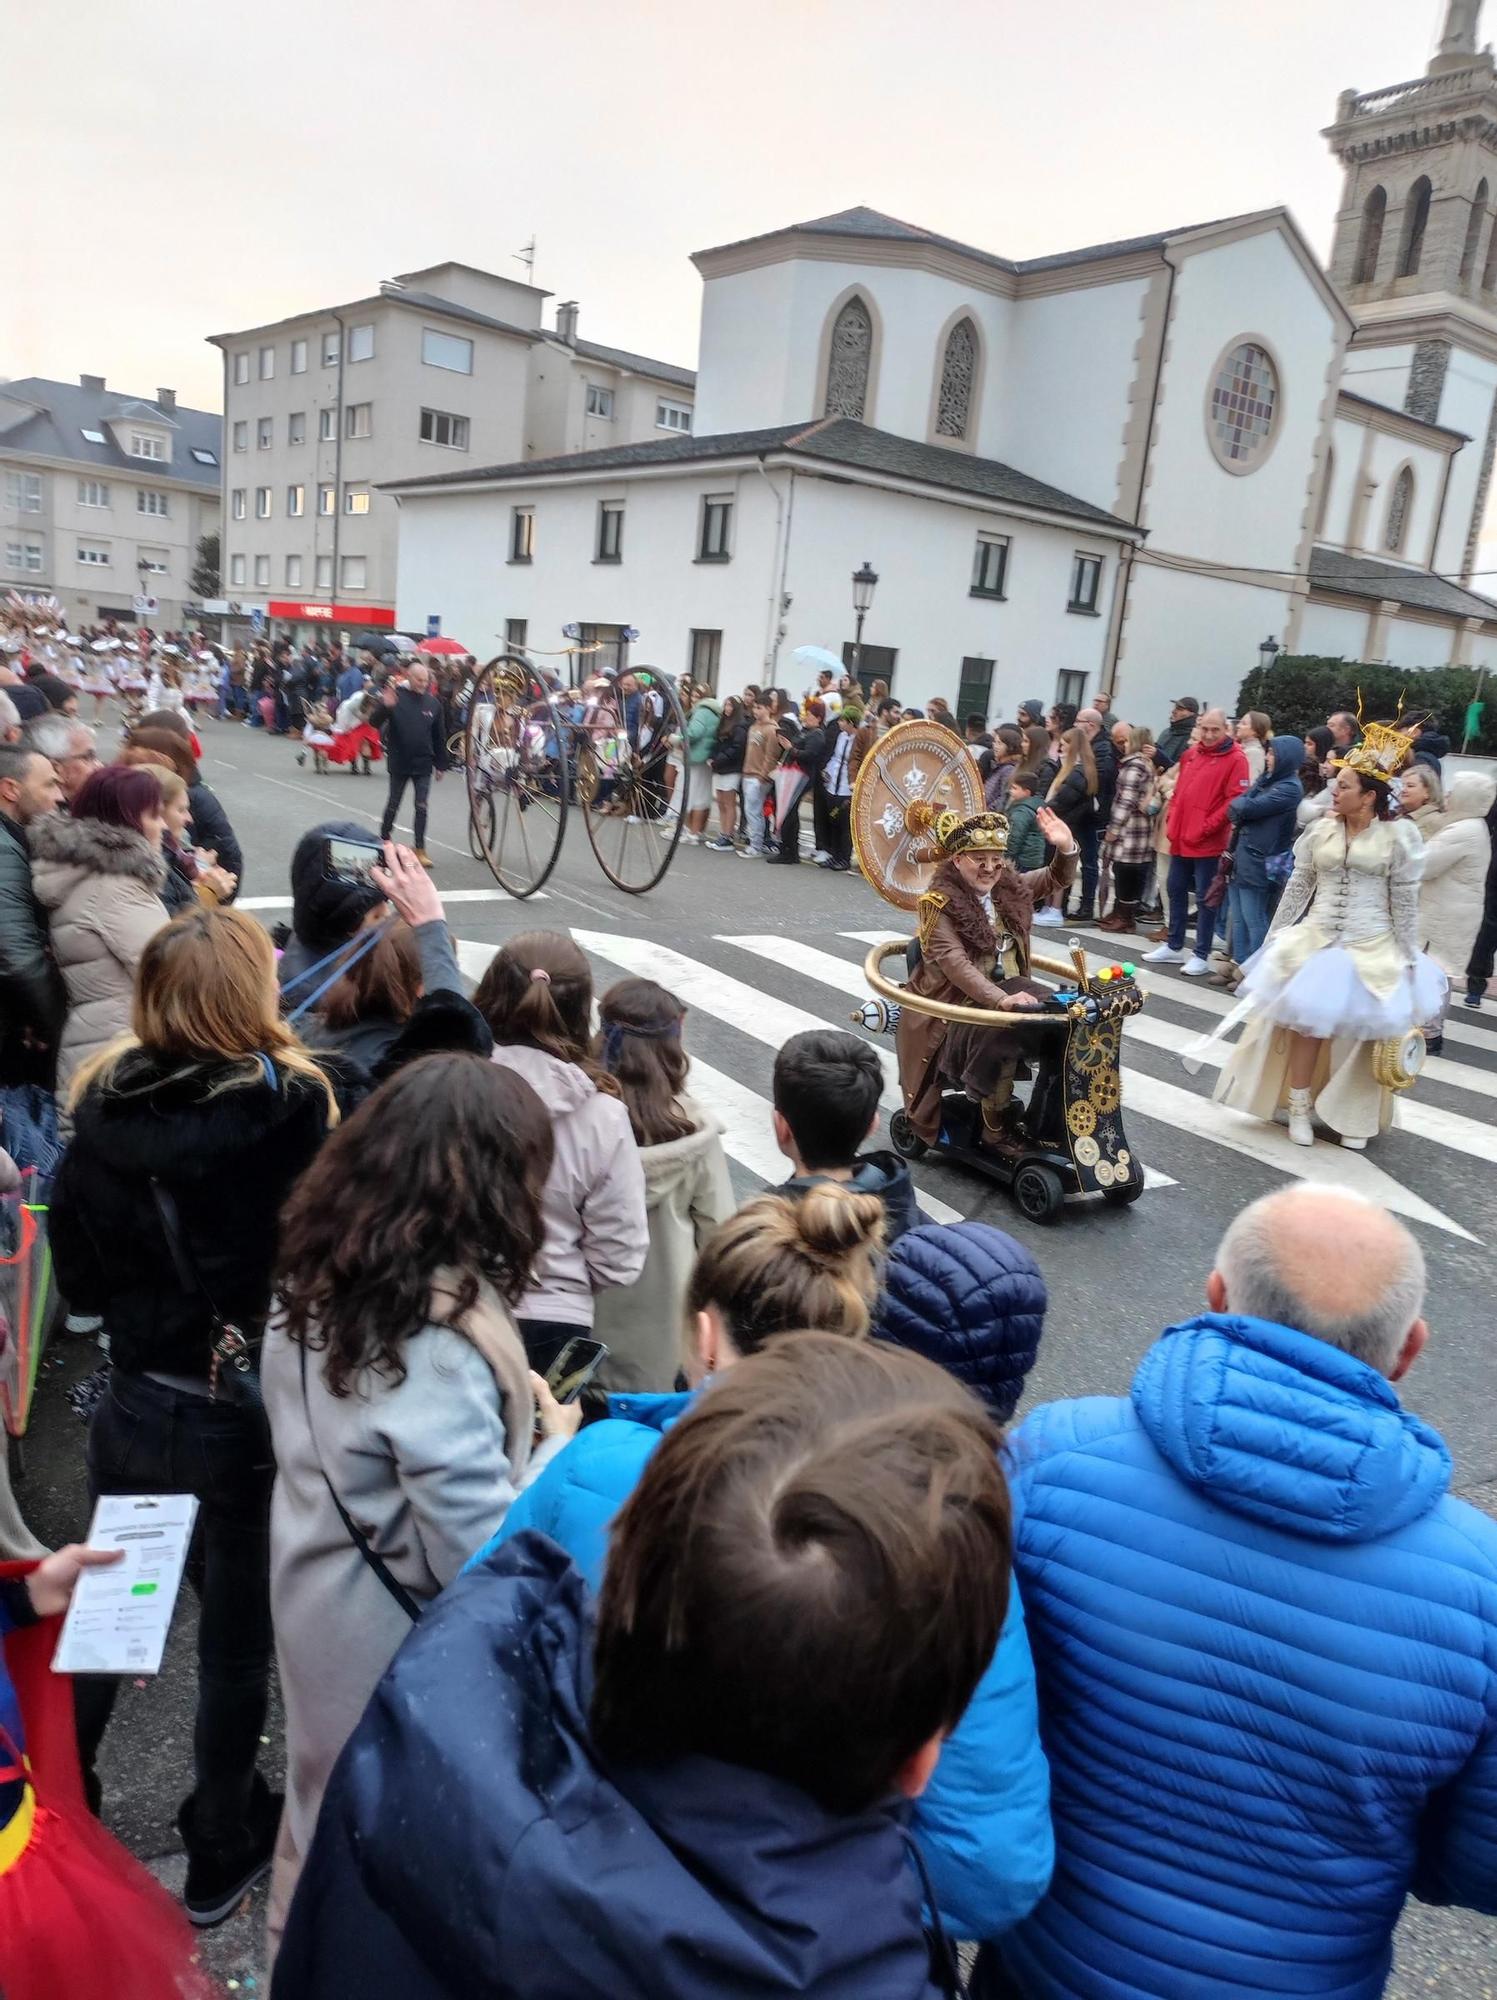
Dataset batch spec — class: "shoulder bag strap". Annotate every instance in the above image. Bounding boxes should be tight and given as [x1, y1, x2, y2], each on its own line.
[150, 1177, 213, 1311]
[297, 1339, 420, 1623]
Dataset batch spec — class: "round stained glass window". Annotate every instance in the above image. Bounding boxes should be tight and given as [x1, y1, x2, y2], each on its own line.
[1208, 341, 1279, 471]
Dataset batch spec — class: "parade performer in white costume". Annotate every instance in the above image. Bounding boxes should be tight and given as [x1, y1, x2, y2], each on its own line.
[1212, 710, 1446, 1150]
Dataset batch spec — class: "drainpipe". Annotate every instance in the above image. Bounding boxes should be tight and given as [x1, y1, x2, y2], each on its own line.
[1429, 438, 1458, 575]
[1103, 247, 1175, 696]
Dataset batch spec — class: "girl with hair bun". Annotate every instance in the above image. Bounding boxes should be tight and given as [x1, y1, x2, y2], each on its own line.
[473, 932, 648, 1354]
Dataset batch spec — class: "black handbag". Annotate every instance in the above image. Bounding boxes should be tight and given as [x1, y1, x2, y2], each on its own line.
[149, 1179, 264, 1412]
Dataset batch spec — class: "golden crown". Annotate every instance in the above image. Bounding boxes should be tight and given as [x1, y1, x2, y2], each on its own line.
[1332, 691, 1418, 782]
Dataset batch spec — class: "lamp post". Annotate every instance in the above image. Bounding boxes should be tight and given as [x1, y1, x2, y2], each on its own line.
[851, 560, 879, 689]
[1257, 634, 1281, 674]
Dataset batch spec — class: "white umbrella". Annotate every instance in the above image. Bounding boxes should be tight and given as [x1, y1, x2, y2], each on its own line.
[791, 644, 845, 677]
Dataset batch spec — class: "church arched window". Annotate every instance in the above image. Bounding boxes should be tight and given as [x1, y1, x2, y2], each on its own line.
[1461, 179, 1489, 279]
[1354, 186, 1386, 284]
[1398, 178, 1433, 278]
[935, 317, 978, 439]
[1316, 446, 1335, 538]
[1384, 466, 1415, 554]
[1482, 211, 1497, 290]
[823, 296, 873, 420]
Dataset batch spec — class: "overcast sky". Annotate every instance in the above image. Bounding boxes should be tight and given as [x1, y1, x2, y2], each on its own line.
[4, 0, 1455, 412]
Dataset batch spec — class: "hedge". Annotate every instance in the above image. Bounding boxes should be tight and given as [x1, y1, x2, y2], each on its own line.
[1234, 656, 1496, 756]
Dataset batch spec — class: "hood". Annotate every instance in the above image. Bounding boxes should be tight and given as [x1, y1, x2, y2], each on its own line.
[289, 820, 384, 951]
[1264, 733, 1304, 782]
[28, 813, 165, 900]
[606, 1387, 692, 1432]
[878, 1222, 1044, 1422]
[1132, 1314, 1450, 1543]
[68, 1047, 325, 1178]
[637, 1098, 723, 1201]
[1443, 770, 1497, 823]
[491, 1040, 597, 1113]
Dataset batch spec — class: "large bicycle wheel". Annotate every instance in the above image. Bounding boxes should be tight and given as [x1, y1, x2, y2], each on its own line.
[463, 656, 567, 898]
[574, 667, 686, 894]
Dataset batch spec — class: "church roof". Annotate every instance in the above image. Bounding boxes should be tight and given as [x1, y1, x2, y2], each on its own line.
[383, 413, 1138, 533]
[1309, 545, 1497, 622]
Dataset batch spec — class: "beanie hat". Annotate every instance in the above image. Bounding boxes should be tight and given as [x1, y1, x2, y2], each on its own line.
[289, 821, 385, 953]
[876, 1221, 1046, 1423]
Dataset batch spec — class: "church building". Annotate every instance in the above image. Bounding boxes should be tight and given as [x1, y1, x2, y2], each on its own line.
[388, 3, 1497, 723]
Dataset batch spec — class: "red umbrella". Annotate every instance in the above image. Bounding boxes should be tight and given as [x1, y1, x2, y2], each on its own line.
[416, 636, 469, 657]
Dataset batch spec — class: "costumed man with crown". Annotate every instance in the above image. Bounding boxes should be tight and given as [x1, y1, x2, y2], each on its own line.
[897, 804, 1079, 1148]
[1212, 708, 1447, 1149]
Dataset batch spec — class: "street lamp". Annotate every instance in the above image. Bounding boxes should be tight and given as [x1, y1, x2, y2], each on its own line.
[1258, 634, 1281, 673]
[851, 560, 879, 687]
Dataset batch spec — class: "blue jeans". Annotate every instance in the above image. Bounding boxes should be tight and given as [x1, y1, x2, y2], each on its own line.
[1228, 878, 1274, 964]
[1167, 854, 1220, 959]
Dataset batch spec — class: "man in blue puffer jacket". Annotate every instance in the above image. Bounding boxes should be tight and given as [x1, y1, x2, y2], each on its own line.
[979, 1185, 1497, 2000]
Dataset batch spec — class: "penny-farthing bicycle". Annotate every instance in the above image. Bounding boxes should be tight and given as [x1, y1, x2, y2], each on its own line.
[571, 664, 687, 894]
[463, 654, 570, 897]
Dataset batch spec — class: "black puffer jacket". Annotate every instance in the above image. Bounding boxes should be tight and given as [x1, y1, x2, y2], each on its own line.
[0, 811, 65, 1088]
[50, 1049, 333, 1378]
[187, 781, 242, 893]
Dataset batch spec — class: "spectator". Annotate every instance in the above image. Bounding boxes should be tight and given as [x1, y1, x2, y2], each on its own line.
[50, 906, 339, 1924]
[123, 720, 243, 891]
[984, 725, 1024, 811]
[763, 712, 806, 864]
[0, 662, 45, 724]
[705, 693, 748, 850]
[771, 1027, 918, 1243]
[1092, 690, 1113, 720]
[1327, 708, 1360, 758]
[982, 1186, 1497, 2000]
[817, 704, 860, 870]
[1015, 697, 1045, 733]
[876, 1219, 1046, 1424]
[0, 746, 66, 1097]
[474, 932, 648, 1354]
[809, 664, 842, 717]
[22, 712, 99, 806]
[0, 689, 18, 744]
[1154, 694, 1199, 766]
[28, 765, 169, 1105]
[1038, 727, 1097, 924]
[1002, 769, 1047, 870]
[965, 711, 995, 777]
[675, 682, 719, 847]
[1398, 759, 1446, 838]
[865, 675, 890, 712]
[739, 692, 778, 857]
[28, 671, 78, 716]
[1411, 719, 1450, 774]
[1017, 721, 1058, 794]
[1235, 707, 1272, 781]
[263, 1053, 573, 1954]
[119, 759, 235, 914]
[875, 694, 903, 735]
[276, 820, 386, 997]
[1098, 724, 1156, 933]
[277, 1337, 1010, 2000]
[1073, 708, 1117, 922]
[1144, 707, 1249, 974]
[378, 664, 446, 867]
[1220, 732, 1305, 977]
[848, 700, 880, 782]
[1418, 771, 1497, 1049]
[591, 978, 733, 1393]
[1298, 723, 1335, 820]
[1045, 701, 1077, 752]
[1145, 745, 1184, 939]
[927, 696, 959, 737]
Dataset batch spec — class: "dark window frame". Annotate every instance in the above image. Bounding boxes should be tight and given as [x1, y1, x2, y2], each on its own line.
[509, 506, 535, 564]
[697, 495, 732, 562]
[596, 501, 624, 563]
[956, 656, 995, 720]
[970, 533, 1010, 600]
[688, 628, 722, 691]
[1068, 552, 1102, 615]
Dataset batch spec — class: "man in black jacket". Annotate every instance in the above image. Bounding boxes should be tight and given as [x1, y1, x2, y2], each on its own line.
[0, 745, 66, 1089]
[379, 664, 447, 866]
[1155, 696, 1199, 768]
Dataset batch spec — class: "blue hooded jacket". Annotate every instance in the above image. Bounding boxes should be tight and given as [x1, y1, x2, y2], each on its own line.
[471, 1386, 1054, 1941]
[981, 1313, 1497, 2000]
[1228, 733, 1304, 889]
[275, 1535, 954, 1999]
[876, 1223, 1045, 1423]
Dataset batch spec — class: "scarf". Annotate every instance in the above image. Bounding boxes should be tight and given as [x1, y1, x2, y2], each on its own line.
[428, 1270, 534, 1484]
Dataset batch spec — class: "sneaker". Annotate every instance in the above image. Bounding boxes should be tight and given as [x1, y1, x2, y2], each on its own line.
[706, 836, 734, 851]
[1181, 955, 1211, 976]
[737, 845, 761, 858]
[177, 1777, 282, 1928]
[809, 849, 830, 865]
[1143, 943, 1185, 963]
[680, 831, 702, 846]
[1032, 907, 1064, 927]
[1425, 1034, 1444, 1056]
[1461, 989, 1483, 1008]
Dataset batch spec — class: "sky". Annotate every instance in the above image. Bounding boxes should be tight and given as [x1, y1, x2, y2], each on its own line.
[3, 0, 1457, 413]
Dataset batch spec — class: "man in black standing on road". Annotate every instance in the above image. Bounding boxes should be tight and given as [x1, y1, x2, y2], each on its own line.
[379, 663, 446, 867]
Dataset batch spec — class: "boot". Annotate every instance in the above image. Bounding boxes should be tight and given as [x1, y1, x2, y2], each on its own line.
[1287, 1087, 1313, 1147]
[414, 848, 435, 869]
[1098, 903, 1135, 933]
[1146, 925, 1169, 943]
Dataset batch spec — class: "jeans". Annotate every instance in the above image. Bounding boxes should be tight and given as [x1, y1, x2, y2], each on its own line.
[381, 768, 433, 848]
[741, 776, 771, 853]
[1227, 878, 1274, 964]
[1073, 820, 1100, 912]
[75, 1371, 274, 1844]
[1167, 854, 1221, 959]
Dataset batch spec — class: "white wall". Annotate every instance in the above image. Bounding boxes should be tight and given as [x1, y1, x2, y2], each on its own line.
[1432, 345, 1497, 574]
[1295, 600, 1372, 658]
[1381, 615, 1464, 668]
[1001, 278, 1151, 513]
[1115, 562, 1287, 727]
[1333, 420, 1449, 563]
[692, 262, 802, 435]
[1339, 343, 1415, 410]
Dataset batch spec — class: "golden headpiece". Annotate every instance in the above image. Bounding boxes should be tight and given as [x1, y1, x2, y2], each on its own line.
[911, 809, 1010, 863]
[1332, 690, 1419, 783]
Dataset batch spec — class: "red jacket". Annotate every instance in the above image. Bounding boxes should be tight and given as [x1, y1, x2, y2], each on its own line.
[1166, 739, 1249, 858]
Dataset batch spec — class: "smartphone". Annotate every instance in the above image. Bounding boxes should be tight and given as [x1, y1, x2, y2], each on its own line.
[538, 1335, 609, 1405]
[321, 833, 384, 886]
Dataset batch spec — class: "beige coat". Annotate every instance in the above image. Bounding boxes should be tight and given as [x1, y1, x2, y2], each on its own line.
[1418, 772, 1496, 978]
[28, 815, 167, 1102]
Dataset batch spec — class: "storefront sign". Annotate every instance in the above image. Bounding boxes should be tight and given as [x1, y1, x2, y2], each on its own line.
[267, 600, 396, 627]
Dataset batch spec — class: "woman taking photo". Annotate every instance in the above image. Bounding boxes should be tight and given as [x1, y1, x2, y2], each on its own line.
[49, 906, 339, 1925]
[263, 1053, 577, 1953]
[1036, 726, 1097, 926]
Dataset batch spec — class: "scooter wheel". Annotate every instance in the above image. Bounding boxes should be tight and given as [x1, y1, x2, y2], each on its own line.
[1013, 1163, 1065, 1224]
[889, 1111, 927, 1161]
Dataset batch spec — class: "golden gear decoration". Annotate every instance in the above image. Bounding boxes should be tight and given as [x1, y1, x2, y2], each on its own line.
[1070, 1028, 1110, 1074]
[1066, 1098, 1097, 1137]
[1090, 1071, 1122, 1114]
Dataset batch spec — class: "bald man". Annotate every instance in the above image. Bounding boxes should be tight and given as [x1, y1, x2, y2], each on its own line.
[983, 1187, 1497, 2000]
[1144, 704, 1248, 975]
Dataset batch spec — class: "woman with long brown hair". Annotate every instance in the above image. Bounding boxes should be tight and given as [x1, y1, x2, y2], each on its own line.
[1035, 727, 1097, 925]
[49, 906, 338, 1926]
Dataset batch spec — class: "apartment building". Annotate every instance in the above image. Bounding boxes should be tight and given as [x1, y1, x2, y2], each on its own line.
[0, 376, 221, 629]
[208, 262, 694, 645]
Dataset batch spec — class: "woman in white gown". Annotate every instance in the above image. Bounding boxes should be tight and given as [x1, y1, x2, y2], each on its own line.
[1214, 716, 1446, 1150]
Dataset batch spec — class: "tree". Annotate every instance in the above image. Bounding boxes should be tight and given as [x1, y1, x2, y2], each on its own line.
[190, 532, 220, 600]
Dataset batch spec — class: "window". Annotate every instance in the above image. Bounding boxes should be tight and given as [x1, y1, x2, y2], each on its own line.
[347, 323, 375, 363]
[823, 295, 873, 419]
[504, 617, 528, 651]
[229, 553, 246, 586]
[970, 533, 1009, 599]
[232, 420, 248, 452]
[1484, 214, 1497, 292]
[80, 427, 106, 444]
[585, 384, 615, 419]
[421, 327, 474, 374]
[233, 353, 250, 385]
[1055, 668, 1088, 708]
[1398, 177, 1432, 278]
[137, 549, 169, 575]
[315, 554, 333, 591]
[291, 338, 308, 374]
[130, 433, 165, 460]
[285, 554, 303, 588]
[76, 479, 109, 508]
[510, 506, 534, 562]
[231, 488, 247, 520]
[419, 407, 470, 449]
[76, 543, 111, 566]
[1384, 465, 1415, 553]
[596, 501, 624, 561]
[340, 554, 367, 591]
[322, 331, 341, 367]
[288, 411, 306, 446]
[287, 484, 304, 517]
[255, 487, 272, 518]
[1354, 186, 1386, 285]
[688, 629, 722, 691]
[956, 656, 994, 720]
[258, 345, 274, 380]
[318, 483, 335, 516]
[1068, 553, 1102, 614]
[318, 407, 337, 441]
[5, 472, 41, 512]
[840, 640, 897, 698]
[698, 494, 732, 561]
[253, 554, 271, 588]
[257, 416, 273, 449]
[5, 541, 43, 574]
[656, 399, 692, 433]
[136, 489, 170, 517]
[1208, 341, 1279, 470]
[1461, 180, 1489, 280]
[190, 446, 217, 466]
[936, 317, 978, 439]
[344, 487, 370, 515]
[344, 403, 372, 439]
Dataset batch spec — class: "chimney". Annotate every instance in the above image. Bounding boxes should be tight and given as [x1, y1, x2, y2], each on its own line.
[157, 387, 177, 414]
[80, 373, 105, 393]
[555, 301, 579, 346]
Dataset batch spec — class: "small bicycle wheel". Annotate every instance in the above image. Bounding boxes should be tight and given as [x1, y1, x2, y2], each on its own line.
[463, 656, 567, 898]
[575, 667, 685, 894]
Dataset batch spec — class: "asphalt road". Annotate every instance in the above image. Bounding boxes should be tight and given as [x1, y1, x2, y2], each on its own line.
[15, 708, 1496, 1995]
